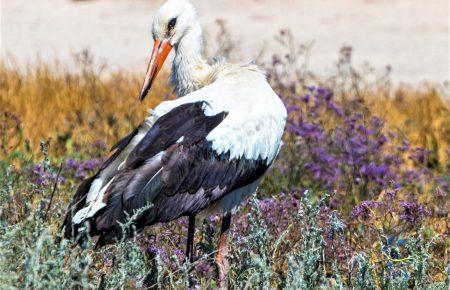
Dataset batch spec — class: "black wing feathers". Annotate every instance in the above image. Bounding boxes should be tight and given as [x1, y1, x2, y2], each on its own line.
[110, 127, 139, 152]
[126, 102, 226, 168]
[101, 126, 140, 171]
[84, 101, 269, 246]
[161, 140, 268, 197]
[62, 123, 141, 239]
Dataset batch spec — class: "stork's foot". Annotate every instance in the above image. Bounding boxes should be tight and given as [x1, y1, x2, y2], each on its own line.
[215, 213, 231, 289]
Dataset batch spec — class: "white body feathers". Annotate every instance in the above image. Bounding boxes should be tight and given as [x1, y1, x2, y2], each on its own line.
[71, 0, 286, 225]
[73, 65, 286, 224]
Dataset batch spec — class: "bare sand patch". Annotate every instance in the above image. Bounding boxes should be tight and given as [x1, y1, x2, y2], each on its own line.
[1, 0, 449, 83]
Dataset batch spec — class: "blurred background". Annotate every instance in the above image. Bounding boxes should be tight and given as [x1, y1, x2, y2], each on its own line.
[2, 0, 449, 83]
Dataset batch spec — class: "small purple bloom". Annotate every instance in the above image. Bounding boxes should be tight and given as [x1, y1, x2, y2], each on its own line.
[399, 201, 429, 224]
[351, 200, 382, 219]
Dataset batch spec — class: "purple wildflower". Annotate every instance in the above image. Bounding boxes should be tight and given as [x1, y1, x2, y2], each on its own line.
[351, 200, 383, 219]
[399, 201, 429, 224]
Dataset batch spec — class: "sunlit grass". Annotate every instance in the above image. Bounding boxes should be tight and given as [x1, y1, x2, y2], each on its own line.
[1, 56, 448, 166]
[0, 52, 168, 158]
[369, 87, 449, 168]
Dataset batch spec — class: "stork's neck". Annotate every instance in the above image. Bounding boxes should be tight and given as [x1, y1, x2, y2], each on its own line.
[171, 23, 208, 96]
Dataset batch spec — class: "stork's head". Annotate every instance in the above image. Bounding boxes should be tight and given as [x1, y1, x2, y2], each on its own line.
[139, 0, 198, 101]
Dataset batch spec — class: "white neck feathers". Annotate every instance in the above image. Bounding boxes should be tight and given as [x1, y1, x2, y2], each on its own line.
[171, 22, 209, 96]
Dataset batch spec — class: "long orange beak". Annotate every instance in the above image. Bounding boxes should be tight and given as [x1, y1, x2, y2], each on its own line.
[139, 39, 173, 101]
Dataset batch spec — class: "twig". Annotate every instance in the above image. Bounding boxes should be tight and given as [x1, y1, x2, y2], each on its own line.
[45, 162, 63, 220]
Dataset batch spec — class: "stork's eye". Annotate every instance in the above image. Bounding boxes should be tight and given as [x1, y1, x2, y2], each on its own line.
[168, 17, 177, 31]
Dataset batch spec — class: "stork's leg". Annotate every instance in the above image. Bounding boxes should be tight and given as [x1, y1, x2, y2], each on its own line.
[216, 212, 231, 289]
[186, 214, 196, 263]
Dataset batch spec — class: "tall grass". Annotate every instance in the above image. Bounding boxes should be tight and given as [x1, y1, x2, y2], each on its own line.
[369, 88, 449, 168]
[0, 51, 168, 158]
[1, 45, 448, 165]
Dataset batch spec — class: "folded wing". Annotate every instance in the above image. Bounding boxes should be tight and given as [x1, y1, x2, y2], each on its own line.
[64, 101, 271, 246]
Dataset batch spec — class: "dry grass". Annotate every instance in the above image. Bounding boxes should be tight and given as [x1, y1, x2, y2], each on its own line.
[0, 53, 169, 157]
[369, 87, 449, 168]
[0, 54, 449, 169]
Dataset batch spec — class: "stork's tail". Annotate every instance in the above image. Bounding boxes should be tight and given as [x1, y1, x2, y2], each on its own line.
[61, 174, 98, 243]
[62, 167, 163, 247]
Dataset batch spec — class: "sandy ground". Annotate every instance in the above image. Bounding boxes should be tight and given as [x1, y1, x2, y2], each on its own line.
[1, 0, 449, 84]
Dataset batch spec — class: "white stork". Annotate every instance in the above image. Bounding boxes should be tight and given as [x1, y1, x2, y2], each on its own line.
[63, 0, 286, 285]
